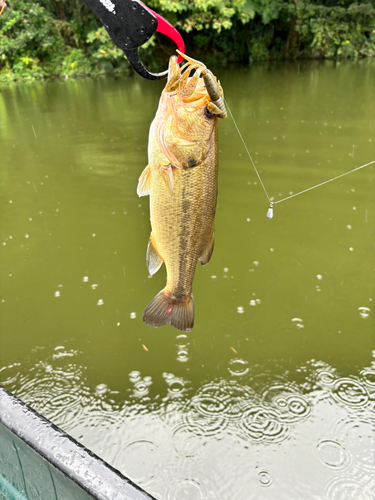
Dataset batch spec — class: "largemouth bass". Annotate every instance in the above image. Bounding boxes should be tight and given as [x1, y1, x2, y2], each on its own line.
[137, 52, 226, 331]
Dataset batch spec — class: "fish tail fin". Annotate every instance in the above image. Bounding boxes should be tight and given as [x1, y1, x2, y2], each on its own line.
[143, 289, 194, 332]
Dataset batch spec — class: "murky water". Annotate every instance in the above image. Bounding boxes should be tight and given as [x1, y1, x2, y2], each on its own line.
[1, 60, 374, 499]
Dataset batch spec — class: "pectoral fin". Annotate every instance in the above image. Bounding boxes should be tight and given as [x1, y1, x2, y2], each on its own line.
[199, 230, 215, 266]
[147, 235, 163, 276]
[159, 164, 174, 197]
[137, 165, 151, 197]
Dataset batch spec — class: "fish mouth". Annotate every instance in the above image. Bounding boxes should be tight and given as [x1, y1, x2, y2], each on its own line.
[164, 53, 226, 119]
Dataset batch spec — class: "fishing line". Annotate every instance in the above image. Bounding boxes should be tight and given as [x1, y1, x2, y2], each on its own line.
[225, 98, 375, 219]
[225, 99, 272, 205]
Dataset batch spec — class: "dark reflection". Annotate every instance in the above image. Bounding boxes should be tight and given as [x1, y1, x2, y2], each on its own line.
[1, 347, 374, 499]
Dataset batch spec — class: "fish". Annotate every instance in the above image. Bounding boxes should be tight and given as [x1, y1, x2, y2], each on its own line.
[137, 52, 226, 331]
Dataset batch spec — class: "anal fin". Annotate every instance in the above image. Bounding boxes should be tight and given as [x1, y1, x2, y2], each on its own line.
[137, 165, 151, 197]
[199, 230, 215, 266]
[147, 235, 163, 276]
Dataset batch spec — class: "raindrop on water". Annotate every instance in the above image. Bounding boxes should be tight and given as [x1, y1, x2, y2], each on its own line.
[258, 469, 272, 487]
[292, 318, 304, 328]
[228, 358, 249, 377]
[317, 440, 348, 468]
[358, 307, 370, 319]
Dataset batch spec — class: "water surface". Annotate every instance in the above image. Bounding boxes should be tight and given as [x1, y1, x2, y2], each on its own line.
[1, 60, 374, 499]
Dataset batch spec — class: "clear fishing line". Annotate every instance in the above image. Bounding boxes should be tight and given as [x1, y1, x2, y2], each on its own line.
[225, 99, 375, 219]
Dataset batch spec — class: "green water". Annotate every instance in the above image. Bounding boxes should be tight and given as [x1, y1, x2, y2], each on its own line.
[1, 60, 374, 499]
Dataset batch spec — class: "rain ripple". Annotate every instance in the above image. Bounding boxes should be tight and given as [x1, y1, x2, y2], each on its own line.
[332, 377, 370, 409]
[239, 406, 288, 443]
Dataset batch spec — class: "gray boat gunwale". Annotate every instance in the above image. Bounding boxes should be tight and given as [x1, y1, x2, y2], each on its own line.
[0, 385, 157, 500]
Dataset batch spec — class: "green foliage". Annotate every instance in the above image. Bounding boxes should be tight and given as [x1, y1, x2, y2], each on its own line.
[284, 0, 375, 59]
[86, 26, 131, 74]
[0, 0, 374, 82]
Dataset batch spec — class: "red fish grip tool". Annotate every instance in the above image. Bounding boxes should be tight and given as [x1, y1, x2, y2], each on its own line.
[82, 0, 185, 80]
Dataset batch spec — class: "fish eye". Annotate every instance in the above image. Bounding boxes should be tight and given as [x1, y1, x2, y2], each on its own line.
[204, 106, 214, 118]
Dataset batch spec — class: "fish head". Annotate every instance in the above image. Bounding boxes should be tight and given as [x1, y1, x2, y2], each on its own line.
[153, 55, 225, 169]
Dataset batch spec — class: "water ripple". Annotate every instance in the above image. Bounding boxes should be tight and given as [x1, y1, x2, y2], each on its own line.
[238, 406, 289, 443]
[323, 472, 375, 500]
[262, 384, 311, 424]
[316, 440, 349, 469]
[165, 477, 204, 500]
[332, 378, 370, 408]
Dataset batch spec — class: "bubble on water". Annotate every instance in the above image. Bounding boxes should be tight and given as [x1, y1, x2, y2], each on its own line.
[332, 378, 369, 408]
[317, 440, 348, 469]
[257, 469, 272, 487]
[228, 358, 249, 377]
[347, 224, 352, 229]
[25, 233, 29, 239]
[223, 267, 229, 273]
[317, 274, 323, 280]
[54, 291, 60, 298]
[97, 299, 104, 306]
[82, 276, 89, 282]
[358, 307, 370, 319]
[349, 247, 354, 251]
[237, 306, 244, 314]
[130, 312, 136, 319]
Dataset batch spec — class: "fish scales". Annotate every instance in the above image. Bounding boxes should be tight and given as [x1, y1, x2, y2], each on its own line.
[137, 53, 226, 331]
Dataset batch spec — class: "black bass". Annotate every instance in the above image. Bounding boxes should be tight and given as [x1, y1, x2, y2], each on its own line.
[137, 52, 226, 331]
